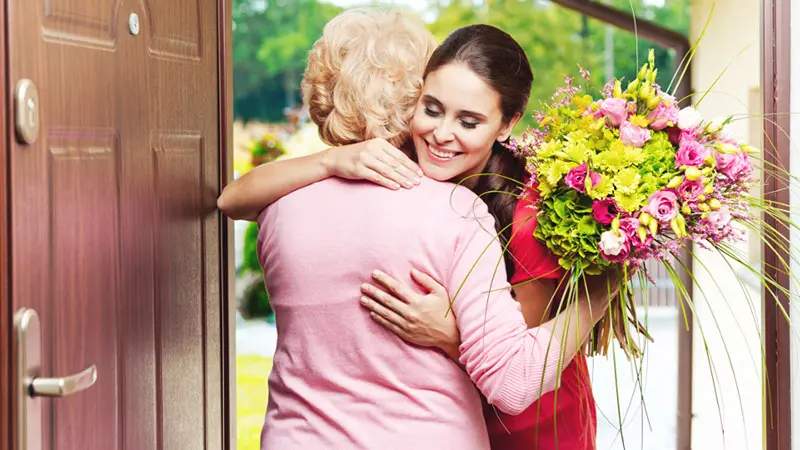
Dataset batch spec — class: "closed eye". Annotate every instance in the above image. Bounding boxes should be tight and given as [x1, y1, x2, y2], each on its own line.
[424, 106, 441, 117]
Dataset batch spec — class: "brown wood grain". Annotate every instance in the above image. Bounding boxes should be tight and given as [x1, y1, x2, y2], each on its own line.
[762, 0, 792, 449]
[1, 0, 11, 447]
[6, 0, 226, 448]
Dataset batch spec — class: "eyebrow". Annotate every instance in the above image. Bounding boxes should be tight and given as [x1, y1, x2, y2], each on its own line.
[423, 94, 488, 121]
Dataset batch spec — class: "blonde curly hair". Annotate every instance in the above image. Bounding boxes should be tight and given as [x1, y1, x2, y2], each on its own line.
[302, 9, 436, 148]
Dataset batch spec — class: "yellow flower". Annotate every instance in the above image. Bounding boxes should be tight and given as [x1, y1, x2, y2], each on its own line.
[667, 176, 683, 189]
[741, 144, 759, 154]
[572, 95, 593, 109]
[613, 80, 623, 98]
[716, 142, 739, 155]
[613, 168, 642, 195]
[684, 166, 702, 181]
[629, 115, 651, 128]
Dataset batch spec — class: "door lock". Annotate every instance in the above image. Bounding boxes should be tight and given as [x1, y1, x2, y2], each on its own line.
[14, 79, 40, 145]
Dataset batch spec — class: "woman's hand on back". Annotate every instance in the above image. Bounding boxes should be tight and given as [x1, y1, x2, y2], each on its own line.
[321, 138, 423, 190]
[359, 268, 462, 360]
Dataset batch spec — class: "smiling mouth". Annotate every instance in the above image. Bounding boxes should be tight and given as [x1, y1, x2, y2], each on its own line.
[426, 142, 460, 161]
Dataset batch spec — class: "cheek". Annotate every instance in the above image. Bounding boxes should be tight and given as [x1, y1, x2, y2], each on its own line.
[411, 109, 435, 136]
[456, 129, 497, 157]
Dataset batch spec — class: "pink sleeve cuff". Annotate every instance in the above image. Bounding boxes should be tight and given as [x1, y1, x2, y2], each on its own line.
[482, 327, 563, 415]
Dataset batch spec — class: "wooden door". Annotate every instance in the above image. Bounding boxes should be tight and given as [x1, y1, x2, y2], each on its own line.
[5, 0, 231, 449]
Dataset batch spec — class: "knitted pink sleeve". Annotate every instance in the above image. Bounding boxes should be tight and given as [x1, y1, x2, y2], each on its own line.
[446, 199, 563, 415]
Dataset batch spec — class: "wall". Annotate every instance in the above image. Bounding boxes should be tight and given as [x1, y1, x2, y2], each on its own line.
[689, 1, 763, 449]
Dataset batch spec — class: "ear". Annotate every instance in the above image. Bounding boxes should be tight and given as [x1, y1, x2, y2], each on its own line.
[497, 112, 522, 142]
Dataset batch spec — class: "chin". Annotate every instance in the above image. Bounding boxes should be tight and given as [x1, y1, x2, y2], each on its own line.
[418, 163, 455, 182]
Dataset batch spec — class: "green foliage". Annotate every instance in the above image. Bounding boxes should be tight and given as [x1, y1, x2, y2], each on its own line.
[240, 222, 262, 276]
[534, 188, 605, 273]
[250, 132, 287, 166]
[234, 0, 690, 134]
[239, 222, 275, 323]
[233, 0, 342, 121]
[236, 133, 290, 323]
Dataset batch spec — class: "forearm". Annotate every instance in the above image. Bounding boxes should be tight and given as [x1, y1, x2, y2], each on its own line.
[536, 297, 600, 369]
[536, 275, 612, 364]
[217, 151, 331, 221]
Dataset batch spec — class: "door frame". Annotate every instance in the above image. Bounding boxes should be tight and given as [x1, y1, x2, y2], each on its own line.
[217, 0, 236, 447]
[762, 0, 792, 449]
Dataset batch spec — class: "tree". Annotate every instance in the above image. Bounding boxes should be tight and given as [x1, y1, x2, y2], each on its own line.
[233, 0, 342, 121]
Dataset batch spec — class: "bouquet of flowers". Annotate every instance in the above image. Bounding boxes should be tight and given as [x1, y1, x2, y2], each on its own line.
[511, 50, 760, 357]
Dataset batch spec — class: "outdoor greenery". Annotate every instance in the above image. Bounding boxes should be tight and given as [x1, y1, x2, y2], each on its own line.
[237, 133, 287, 322]
[233, 0, 690, 128]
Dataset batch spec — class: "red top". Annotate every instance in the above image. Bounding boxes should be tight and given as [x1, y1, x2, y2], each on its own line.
[483, 190, 597, 450]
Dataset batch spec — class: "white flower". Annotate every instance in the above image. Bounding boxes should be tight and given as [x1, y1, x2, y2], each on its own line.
[705, 117, 725, 134]
[678, 107, 703, 130]
[719, 124, 736, 141]
[599, 230, 626, 256]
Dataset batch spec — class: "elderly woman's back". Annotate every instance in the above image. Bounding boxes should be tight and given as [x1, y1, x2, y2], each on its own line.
[257, 178, 493, 449]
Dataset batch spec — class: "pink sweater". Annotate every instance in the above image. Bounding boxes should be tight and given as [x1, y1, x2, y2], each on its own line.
[257, 178, 562, 449]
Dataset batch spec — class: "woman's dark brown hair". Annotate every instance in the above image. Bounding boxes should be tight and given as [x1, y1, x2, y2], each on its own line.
[424, 24, 533, 279]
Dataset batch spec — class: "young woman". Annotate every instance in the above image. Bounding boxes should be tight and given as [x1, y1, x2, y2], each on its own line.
[219, 15, 598, 450]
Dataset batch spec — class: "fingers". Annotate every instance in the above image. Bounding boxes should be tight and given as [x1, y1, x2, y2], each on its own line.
[367, 308, 410, 340]
[360, 166, 403, 190]
[371, 270, 416, 304]
[362, 154, 418, 189]
[361, 282, 410, 316]
[380, 143, 423, 179]
[360, 292, 408, 330]
[410, 268, 447, 295]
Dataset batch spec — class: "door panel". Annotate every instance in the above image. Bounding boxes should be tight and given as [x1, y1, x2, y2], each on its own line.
[7, 0, 226, 448]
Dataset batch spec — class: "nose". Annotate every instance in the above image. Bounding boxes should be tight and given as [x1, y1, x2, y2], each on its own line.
[432, 120, 455, 144]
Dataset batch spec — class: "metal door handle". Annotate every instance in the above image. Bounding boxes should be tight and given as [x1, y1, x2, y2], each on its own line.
[14, 308, 98, 450]
[30, 365, 97, 397]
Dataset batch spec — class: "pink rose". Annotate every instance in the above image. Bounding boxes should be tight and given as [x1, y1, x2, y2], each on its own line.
[644, 190, 678, 224]
[658, 90, 677, 105]
[620, 217, 652, 249]
[647, 103, 680, 131]
[677, 179, 705, 202]
[592, 198, 619, 225]
[600, 98, 630, 127]
[679, 128, 704, 146]
[706, 206, 732, 230]
[674, 139, 709, 168]
[565, 163, 601, 193]
[587, 101, 605, 119]
[620, 121, 652, 148]
[715, 151, 753, 180]
[598, 230, 630, 263]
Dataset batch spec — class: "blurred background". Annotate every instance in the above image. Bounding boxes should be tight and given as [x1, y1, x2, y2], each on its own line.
[230, 1, 766, 449]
